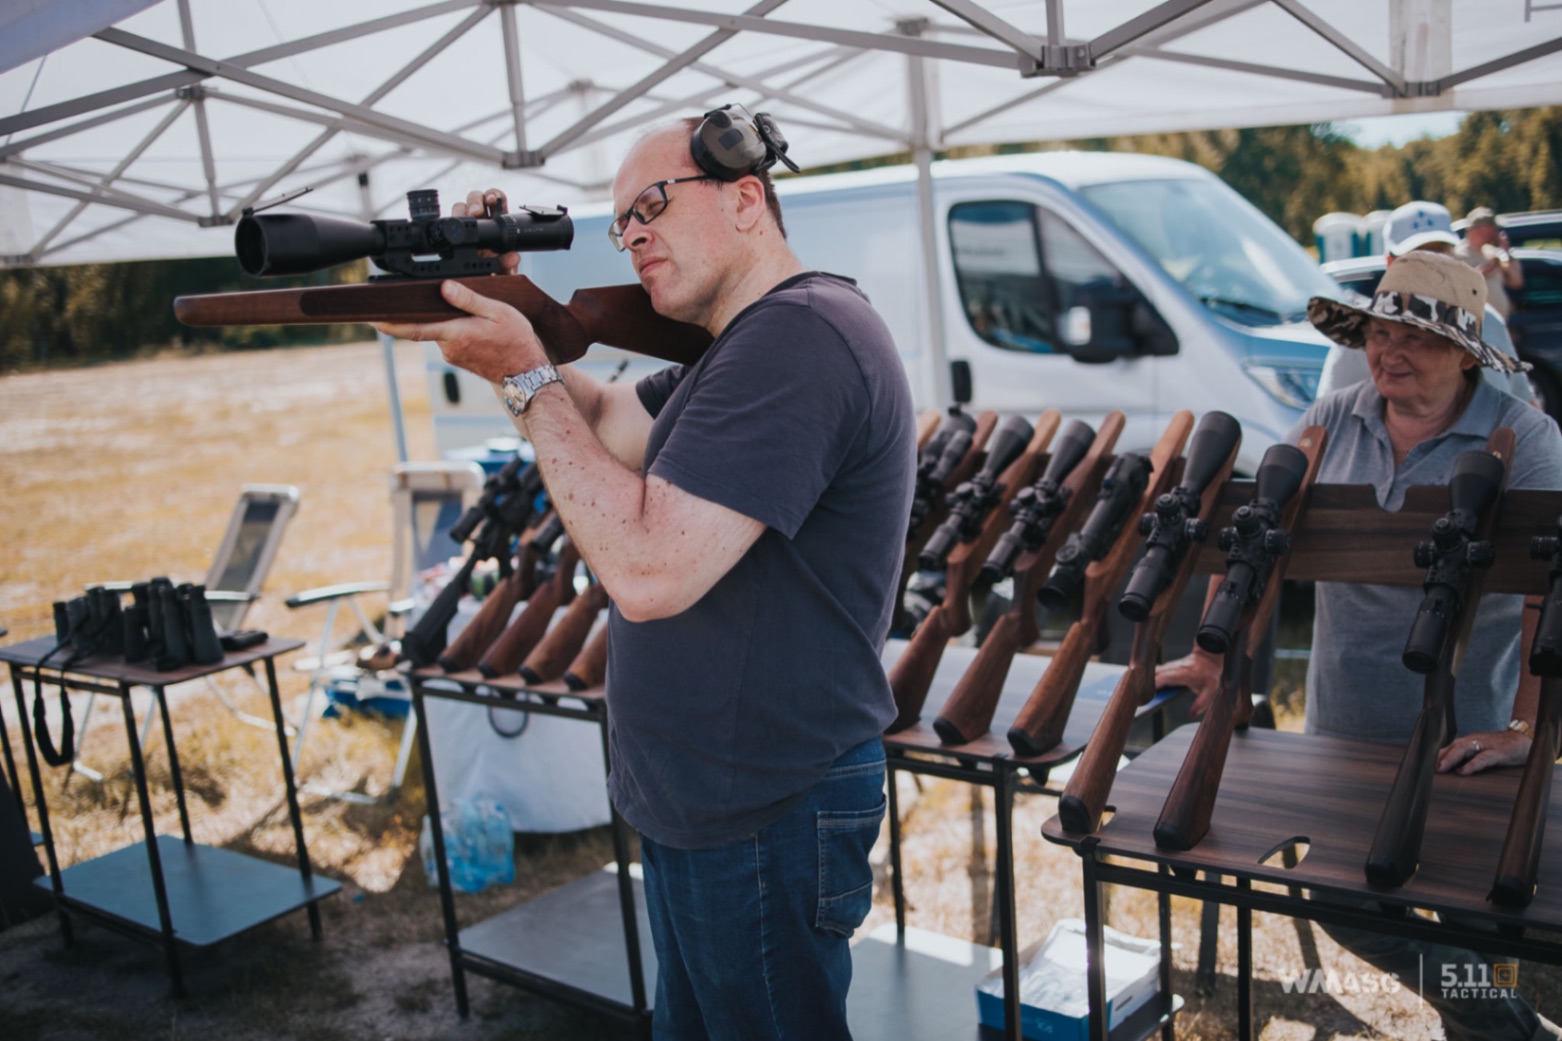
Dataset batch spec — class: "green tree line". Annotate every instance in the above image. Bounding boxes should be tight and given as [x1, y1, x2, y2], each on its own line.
[3, 105, 1559, 373]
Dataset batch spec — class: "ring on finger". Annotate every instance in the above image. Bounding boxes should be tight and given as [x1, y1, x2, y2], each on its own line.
[1472, 739, 1483, 754]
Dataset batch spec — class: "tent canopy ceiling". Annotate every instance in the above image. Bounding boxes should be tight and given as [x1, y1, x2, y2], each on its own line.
[2, 0, 1560, 267]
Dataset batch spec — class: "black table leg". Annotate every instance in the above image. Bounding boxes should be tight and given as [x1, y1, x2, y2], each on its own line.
[1237, 877, 1253, 1041]
[10, 667, 70, 944]
[123, 682, 184, 997]
[152, 686, 192, 843]
[262, 656, 321, 939]
[994, 765, 1020, 1041]
[1159, 869, 1175, 1041]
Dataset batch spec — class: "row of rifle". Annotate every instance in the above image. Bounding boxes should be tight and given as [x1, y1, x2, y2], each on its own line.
[397, 456, 610, 692]
[902, 405, 1562, 910]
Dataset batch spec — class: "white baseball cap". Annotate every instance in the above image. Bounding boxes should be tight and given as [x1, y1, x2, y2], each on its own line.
[1383, 200, 1459, 256]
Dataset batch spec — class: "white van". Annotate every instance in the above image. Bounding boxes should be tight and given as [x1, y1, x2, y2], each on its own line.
[426, 151, 1340, 475]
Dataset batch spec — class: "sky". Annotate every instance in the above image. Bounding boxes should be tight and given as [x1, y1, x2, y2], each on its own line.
[1336, 110, 1467, 148]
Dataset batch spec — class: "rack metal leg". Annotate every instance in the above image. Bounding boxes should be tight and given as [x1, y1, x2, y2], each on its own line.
[1083, 843, 1108, 1041]
[994, 766, 1021, 1041]
[151, 686, 193, 843]
[597, 710, 651, 1039]
[1237, 877, 1253, 1041]
[887, 755, 906, 938]
[411, 681, 469, 1017]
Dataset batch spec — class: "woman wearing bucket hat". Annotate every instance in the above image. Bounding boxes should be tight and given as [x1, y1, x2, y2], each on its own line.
[1161, 250, 1562, 1039]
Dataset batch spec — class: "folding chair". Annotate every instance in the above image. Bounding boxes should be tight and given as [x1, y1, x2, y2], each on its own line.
[287, 461, 485, 802]
[69, 485, 300, 781]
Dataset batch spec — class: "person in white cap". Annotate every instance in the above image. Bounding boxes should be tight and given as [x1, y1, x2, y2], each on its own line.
[1459, 206, 1524, 320]
[1316, 199, 1535, 404]
[1162, 250, 1562, 1041]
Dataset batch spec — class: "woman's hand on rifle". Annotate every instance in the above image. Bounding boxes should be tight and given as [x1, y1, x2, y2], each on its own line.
[1436, 727, 1531, 776]
[1155, 647, 1223, 718]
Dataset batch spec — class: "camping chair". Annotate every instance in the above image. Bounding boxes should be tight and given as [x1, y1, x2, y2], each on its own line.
[287, 461, 485, 803]
[69, 485, 300, 781]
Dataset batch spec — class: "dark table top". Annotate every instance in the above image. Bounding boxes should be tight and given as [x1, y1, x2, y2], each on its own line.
[1044, 725, 1562, 931]
[0, 635, 305, 686]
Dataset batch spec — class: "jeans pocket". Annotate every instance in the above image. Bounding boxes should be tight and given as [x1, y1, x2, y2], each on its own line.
[815, 795, 886, 938]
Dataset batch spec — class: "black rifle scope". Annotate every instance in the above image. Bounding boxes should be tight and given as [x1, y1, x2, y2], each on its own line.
[919, 414, 1034, 571]
[1119, 411, 1241, 622]
[1036, 452, 1152, 611]
[1401, 450, 1504, 674]
[236, 190, 574, 280]
[979, 419, 1095, 587]
[1194, 441, 1308, 655]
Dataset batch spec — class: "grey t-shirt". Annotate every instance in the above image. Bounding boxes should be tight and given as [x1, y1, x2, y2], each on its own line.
[605, 271, 916, 848]
[1289, 379, 1562, 743]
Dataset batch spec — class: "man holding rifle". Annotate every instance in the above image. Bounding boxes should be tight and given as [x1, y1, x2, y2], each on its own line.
[375, 108, 916, 1040]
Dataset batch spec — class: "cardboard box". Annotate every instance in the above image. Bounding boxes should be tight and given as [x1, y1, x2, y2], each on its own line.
[975, 918, 1160, 1040]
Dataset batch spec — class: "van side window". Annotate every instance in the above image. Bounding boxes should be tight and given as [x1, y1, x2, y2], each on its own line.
[950, 201, 1122, 354]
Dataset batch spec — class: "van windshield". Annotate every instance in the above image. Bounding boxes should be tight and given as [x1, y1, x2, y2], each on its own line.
[1079, 178, 1338, 327]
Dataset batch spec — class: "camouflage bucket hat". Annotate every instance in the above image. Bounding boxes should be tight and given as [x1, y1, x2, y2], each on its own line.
[1307, 250, 1525, 374]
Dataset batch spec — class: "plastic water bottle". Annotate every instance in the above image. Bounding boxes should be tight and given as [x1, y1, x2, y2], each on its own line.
[476, 798, 515, 886]
[420, 800, 514, 893]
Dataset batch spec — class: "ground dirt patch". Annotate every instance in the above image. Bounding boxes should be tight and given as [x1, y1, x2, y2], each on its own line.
[2, 343, 1557, 1039]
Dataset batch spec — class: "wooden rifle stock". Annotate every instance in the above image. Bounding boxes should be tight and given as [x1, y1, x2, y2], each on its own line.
[174, 276, 711, 368]
[887, 411, 1000, 731]
[520, 579, 609, 684]
[1007, 412, 1196, 758]
[929, 415, 1123, 746]
[435, 513, 554, 672]
[477, 540, 582, 679]
[1365, 428, 1515, 886]
[1059, 423, 1240, 833]
[564, 622, 609, 691]
[1154, 426, 1327, 851]
[1491, 674, 1562, 906]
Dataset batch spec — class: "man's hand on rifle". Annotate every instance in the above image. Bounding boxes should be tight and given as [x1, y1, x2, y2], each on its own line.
[372, 187, 546, 383]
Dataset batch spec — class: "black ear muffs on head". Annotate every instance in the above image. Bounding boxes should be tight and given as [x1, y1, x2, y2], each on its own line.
[691, 104, 802, 181]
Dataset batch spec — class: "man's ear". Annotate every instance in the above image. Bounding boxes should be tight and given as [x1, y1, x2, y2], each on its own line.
[731, 175, 768, 232]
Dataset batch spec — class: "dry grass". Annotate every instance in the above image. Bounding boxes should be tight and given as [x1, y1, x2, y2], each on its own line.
[1, 343, 1558, 1039]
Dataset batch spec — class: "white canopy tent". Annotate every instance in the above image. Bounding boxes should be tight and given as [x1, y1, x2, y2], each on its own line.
[4, 0, 1561, 269]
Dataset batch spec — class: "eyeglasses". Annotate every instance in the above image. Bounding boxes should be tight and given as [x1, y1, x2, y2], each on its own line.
[608, 175, 713, 251]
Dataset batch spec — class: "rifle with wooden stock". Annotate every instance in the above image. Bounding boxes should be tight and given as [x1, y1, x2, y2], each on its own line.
[477, 536, 582, 679]
[399, 456, 541, 668]
[887, 413, 1046, 733]
[1363, 433, 1513, 887]
[893, 406, 985, 634]
[927, 416, 1103, 746]
[436, 510, 560, 673]
[1005, 412, 1194, 758]
[1154, 431, 1324, 852]
[564, 622, 610, 691]
[1056, 410, 1242, 834]
[1490, 515, 1562, 907]
[171, 193, 711, 368]
[520, 575, 610, 685]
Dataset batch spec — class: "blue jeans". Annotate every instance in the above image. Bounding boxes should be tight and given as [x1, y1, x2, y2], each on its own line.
[639, 737, 886, 1041]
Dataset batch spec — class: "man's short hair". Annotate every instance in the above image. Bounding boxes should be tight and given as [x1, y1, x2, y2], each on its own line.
[1466, 206, 1498, 228]
[676, 116, 788, 238]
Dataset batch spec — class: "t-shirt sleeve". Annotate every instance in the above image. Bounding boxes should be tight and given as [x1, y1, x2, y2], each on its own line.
[1505, 404, 1562, 493]
[646, 302, 867, 538]
[635, 364, 685, 419]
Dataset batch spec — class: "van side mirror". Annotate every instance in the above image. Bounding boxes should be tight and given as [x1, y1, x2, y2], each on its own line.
[950, 360, 972, 404]
[1059, 280, 1177, 364]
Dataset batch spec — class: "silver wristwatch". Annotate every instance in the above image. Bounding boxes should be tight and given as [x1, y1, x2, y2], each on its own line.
[500, 363, 562, 417]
